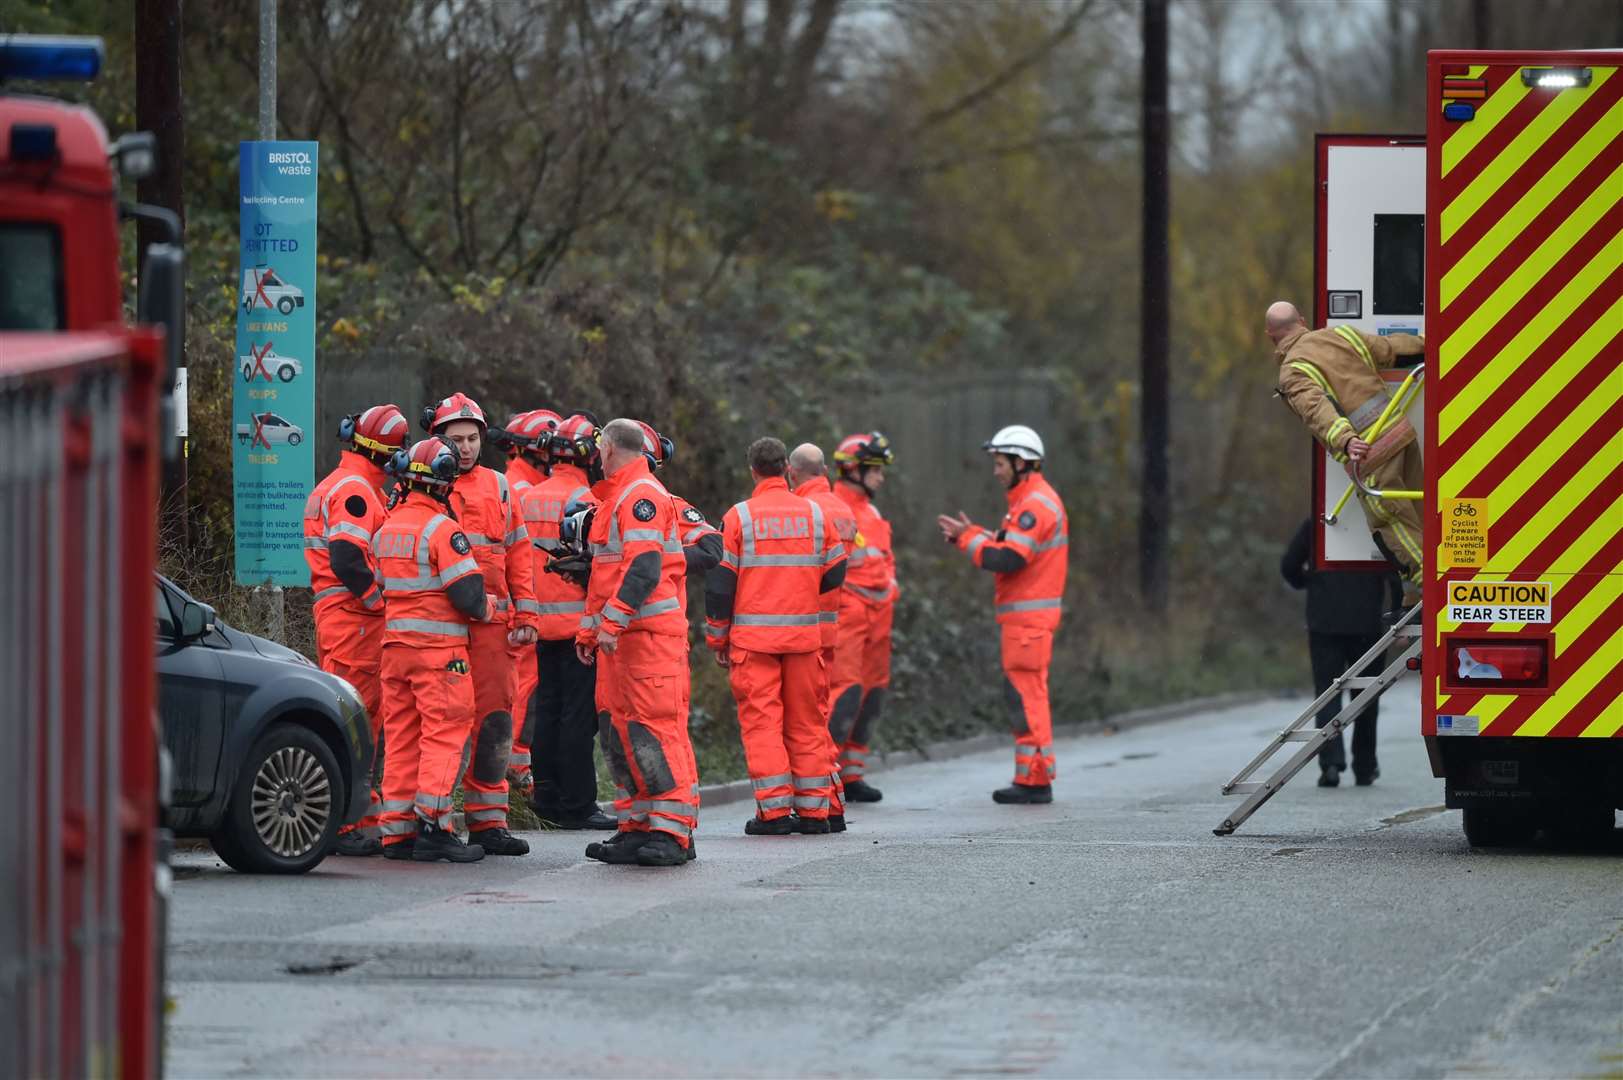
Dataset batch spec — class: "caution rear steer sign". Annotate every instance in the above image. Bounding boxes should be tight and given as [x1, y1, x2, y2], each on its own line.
[1443, 580, 1551, 626]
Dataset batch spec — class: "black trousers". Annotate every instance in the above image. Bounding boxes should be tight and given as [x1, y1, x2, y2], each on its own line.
[1309, 631, 1380, 775]
[530, 638, 601, 818]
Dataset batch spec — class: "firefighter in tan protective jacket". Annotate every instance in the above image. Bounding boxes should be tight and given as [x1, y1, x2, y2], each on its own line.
[1266, 301, 1425, 585]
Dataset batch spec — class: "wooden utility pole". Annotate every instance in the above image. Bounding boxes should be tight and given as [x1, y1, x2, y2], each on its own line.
[1139, 0, 1170, 615]
[136, 0, 187, 540]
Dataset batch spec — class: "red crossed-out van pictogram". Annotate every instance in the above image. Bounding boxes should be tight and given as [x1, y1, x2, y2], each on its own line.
[250, 413, 272, 449]
[250, 267, 276, 311]
[247, 341, 275, 382]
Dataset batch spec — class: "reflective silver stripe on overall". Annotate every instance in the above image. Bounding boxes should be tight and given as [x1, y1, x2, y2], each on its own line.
[386, 618, 469, 637]
[994, 598, 1062, 615]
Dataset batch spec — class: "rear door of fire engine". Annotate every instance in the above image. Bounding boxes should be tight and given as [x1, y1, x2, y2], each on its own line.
[1312, 134, 1427, 570]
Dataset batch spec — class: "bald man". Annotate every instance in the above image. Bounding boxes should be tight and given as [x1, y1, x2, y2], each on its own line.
[786, 443, 857, 830]
[1267, 301, 1425, 586]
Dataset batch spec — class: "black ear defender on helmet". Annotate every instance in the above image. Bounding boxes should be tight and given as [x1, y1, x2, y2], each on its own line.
[644, 434, 676, 470]
[419, 403, 437, 433]
[429, 434, 460, 481]
[338, 413, 359, 442]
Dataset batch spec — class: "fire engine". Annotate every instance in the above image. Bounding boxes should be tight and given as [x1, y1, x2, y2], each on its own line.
[1217, 49, 1620, 845]
[0, 34, 180, 1078]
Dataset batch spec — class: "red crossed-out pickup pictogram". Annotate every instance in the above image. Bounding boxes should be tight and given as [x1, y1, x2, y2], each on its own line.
[250, 413, 272, 449]
[247, 341, 275, 382]
[250, 267, 276, 311]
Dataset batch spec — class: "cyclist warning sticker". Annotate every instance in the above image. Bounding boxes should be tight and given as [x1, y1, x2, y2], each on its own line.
[1440, 498, 1489, 567]
[1444, 580, 1551, 625]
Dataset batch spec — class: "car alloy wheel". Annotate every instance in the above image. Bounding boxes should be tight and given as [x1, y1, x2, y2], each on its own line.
[251, 745, 333, 858]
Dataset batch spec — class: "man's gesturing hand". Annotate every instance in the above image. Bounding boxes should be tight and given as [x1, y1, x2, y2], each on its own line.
[936, 511, 973, 543]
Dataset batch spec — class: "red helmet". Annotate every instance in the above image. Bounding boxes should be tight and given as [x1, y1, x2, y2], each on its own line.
[833, 431, 893, 470]
[634, 420, 675, 470]
[339, 403, 409, 459]
[389, 437, 460, 492]
[493, 408, 561, 453]
[421, 392, 487, 434]
[549, 413, 600, 462]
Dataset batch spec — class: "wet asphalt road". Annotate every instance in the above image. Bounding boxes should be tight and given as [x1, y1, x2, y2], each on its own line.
[165, 690, 1623, 1079]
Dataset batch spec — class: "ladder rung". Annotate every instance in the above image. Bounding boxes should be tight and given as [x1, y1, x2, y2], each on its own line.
[1393, 624, 1421, 638]
[1227, 782, 1268, 795]
[1342, 677, 1379, 689]
[1282, 729, 1320, 741]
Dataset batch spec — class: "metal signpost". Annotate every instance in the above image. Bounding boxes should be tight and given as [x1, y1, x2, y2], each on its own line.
[235, 0, 310, 638]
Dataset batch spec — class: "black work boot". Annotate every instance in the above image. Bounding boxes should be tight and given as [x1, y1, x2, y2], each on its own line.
[828, 813, 847, 833]
[538, 808, 618, 830]
[382, 839, 416, 861]
[1354, 766, 1380, 787]
[412, 823, 485, 863]
[334, 831, 381, 857]
[586, 830, 648, 864]
[635, 832, 695, 867]
[744, 815, 796, 836]
[469, 827, 530, 856]
[843, 779, 883, 803]
[992, 784, 1053, 805]
[1318, 766, 1343, 788]
[795, 816, 831, 835]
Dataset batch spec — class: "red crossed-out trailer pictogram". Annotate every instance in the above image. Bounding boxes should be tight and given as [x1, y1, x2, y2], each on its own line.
[247, 341, 275, 382]
[250, 412, 272, 449]
[250, 267, 275, 311]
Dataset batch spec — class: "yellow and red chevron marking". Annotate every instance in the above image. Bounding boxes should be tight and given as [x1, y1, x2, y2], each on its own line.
[1428, 58, 1623, 739]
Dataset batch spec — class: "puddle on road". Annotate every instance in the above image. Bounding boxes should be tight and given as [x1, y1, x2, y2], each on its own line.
[1379, 805, 1449, 828]
[287, 957, 361, 976]
[449, 891, 556, 905]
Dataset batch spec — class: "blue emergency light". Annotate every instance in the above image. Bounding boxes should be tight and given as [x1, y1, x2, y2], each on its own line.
[0, 35, 105, 82]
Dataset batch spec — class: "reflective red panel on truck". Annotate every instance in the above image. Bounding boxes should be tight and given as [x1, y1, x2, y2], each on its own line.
[1445, 638, 1549, 691]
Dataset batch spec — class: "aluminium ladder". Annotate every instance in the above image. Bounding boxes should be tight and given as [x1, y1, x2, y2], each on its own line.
[1213, 603, 1422, 836]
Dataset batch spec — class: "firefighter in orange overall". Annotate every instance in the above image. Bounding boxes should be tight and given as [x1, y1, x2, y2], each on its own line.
[707, 438, 847, 835]
[518, 413, 617, 830]
[575, 418, 700, 867]
[424, 393, 539, 857]
[492, 408, 561, 801]
[373, 438, 493, 862]
[938, 425, 1069, 804]
[1266, 301, 1426, 587]
[302, 403, 410, 856]
[581, 421, 722, 838]
[829, 431, 898, 802]
[786, 442, 857, 831]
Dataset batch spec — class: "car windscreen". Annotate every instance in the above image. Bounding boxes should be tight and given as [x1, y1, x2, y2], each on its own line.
[0, 223, 65, 330]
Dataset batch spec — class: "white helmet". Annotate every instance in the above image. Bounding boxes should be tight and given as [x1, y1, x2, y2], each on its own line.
[983, 424, 1044, 462]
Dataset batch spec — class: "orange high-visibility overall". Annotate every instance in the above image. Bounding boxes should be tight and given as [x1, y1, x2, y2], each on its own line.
[372, 494, 484, 845]
[957, 473, 1069, 787]
[830, 481, 897, 785]
[708, 477, 848, 821]
[502, 456, 546, 795]
[793, 476, 857, 815]
[449, 465, 538, 836]
[578, 459, 699, 848]
[303, 451, 390, 837]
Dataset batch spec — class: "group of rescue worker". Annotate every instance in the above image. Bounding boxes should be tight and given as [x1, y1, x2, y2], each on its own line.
[304, 392, 1069, 868]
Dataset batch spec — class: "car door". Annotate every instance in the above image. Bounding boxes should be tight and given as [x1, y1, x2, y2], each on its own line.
[155, 581, 227, 808]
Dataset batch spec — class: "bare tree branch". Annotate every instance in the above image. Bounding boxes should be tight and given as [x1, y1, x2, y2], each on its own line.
[906, 0, 1097, 137]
